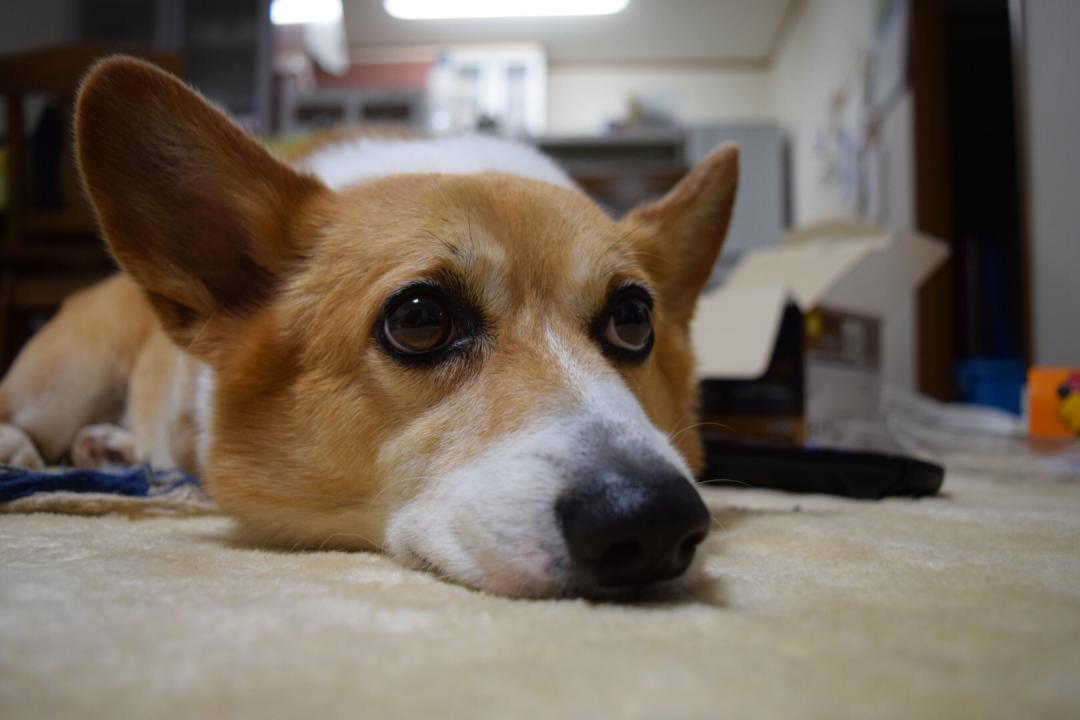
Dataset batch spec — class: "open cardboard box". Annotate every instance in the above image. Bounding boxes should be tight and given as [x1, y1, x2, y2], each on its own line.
[691, 222, 949, 445]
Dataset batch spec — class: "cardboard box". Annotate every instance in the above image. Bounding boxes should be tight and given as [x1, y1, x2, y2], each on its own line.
[692, 222, 948, 445]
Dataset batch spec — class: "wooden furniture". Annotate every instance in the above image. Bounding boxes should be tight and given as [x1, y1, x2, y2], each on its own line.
[0, 46, 183, 373]
[908, 0, 956, 401]
[279, 86, 428, 136]
[537, 125, 784, 288]
[536, 132, 688, 218]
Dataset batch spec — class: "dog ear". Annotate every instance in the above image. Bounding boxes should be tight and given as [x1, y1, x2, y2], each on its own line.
[622, 144, 738, 324]
[75, 56, 326, 358]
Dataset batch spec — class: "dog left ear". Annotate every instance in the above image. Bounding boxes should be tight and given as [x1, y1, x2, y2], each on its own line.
[75, 56, 326, 359]
[622, 144, 738, 324]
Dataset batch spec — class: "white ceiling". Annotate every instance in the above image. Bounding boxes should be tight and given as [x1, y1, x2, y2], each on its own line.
[343, 0, 796, 64]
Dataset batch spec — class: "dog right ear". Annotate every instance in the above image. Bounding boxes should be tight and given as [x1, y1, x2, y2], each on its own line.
[621, 144, 738, 326]
[75, 57, 326, 358]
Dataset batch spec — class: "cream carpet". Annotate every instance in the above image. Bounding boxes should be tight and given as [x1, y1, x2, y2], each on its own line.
[2, 468, 1080, 720]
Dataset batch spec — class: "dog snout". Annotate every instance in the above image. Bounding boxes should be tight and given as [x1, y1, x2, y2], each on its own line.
[556, 467, 711, 589]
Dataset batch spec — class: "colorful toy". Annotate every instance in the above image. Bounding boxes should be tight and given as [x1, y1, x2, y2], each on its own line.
[1029, 368, 1080, 438]
[1056, 373, 1080, 435]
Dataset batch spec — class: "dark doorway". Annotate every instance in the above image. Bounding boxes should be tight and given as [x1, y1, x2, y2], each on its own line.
[944, 0, 1027, 411]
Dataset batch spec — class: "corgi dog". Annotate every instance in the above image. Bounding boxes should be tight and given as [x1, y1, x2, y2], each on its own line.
[0, 58, 737, 598]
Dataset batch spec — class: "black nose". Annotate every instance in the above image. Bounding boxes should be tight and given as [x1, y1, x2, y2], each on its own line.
[557, 468, 711, 588]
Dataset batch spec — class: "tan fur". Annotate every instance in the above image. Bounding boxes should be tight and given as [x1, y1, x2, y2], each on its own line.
[0, 275, 156, 461]
[126, 327, 202, 472]
[0, 58, 738, 583]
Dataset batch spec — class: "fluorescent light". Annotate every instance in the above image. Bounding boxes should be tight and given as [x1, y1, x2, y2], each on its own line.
[384, 0, 630, 20]
[271, 0, 343, 25]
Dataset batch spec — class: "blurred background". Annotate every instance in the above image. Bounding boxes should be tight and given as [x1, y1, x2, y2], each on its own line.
[0, 0, 1075, 423]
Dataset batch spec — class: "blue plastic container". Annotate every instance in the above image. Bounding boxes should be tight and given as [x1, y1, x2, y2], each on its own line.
[955, 358, 1027, 416]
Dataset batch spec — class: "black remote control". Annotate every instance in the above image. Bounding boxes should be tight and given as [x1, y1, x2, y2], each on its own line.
[701, 441, 945, 499]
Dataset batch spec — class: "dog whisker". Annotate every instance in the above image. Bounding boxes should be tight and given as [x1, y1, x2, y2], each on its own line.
[315, 531, 387, 553]
[420, 228, 462, 258]
[607, 223, 644, 253]
[667, 421, 735, 443]
[697, 477, 754, 489]
[426, 173, 451, 205]
[618, 248, 665, 262]
[465, 208, 478, 256]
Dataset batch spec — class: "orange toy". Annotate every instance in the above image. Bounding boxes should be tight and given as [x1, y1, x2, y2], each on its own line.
[1029, 368, 1080, 438]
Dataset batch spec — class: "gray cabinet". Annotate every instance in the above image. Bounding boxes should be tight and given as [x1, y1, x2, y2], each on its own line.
[686, 124, 786, 255]
[686, 124, 786, 287]
[65, 0, 271, 133]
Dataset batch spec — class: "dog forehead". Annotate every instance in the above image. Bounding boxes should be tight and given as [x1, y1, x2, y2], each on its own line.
[324, 173, 640, 305]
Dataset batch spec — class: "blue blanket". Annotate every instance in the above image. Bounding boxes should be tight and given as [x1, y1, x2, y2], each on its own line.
[0, 464, 201, 504]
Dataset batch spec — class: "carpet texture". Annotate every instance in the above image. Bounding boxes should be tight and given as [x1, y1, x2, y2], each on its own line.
[2, 469, 1079, 719]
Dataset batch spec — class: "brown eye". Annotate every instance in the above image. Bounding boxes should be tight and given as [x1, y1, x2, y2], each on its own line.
[603, 294, 653, 353]
[384, 293, 453, 354]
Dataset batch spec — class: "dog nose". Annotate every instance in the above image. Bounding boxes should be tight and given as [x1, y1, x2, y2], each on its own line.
[557, 468, 711, 588]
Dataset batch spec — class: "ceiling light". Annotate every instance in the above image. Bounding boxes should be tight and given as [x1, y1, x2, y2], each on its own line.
[271, 0, 343, 25]
[383, 0, 630, 20]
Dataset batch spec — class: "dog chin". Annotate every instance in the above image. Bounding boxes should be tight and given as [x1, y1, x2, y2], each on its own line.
[385, 511, 571, 599]
[395, 546, 706, 601]
[386, 504, 708, 601]
[388, 538, 563, 599]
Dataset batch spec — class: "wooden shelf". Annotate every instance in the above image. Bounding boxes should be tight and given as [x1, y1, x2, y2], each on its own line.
[0, 243, 114, 270]
[0, 46, 183, 95]
[22, 211, 99, 237]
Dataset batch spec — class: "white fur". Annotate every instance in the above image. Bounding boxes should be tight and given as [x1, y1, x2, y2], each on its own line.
[297, 135, 577, 191]
[142, 366, 184, 469]
[386, 331, 694, 597]
[544, 325, 691, 476]
[194, 363, 215, 473]
[71, 423, 137, 469]
[0, 424, 45, 469]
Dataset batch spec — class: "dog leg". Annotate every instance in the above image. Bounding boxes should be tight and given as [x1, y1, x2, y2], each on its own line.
[0, 424, 45, 469]
[71, 423, 140, 469]
[0, 275, 157, 463]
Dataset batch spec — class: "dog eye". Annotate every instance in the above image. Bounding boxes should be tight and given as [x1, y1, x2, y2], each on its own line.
[602, 291, 653, 355]
[383, 293, 454, 354]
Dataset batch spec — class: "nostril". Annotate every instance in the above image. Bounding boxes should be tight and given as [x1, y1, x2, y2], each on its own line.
[599, 540, 645, 568]
[686, 530, 708, 549]
[677, 531, 707, 565]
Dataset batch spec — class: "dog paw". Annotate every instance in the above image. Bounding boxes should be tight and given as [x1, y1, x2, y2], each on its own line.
[71, 424, 139, 469]
[0, 424, 46, 469]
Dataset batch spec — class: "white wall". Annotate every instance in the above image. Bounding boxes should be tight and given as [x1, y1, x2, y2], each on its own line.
[768, 0, 926, 391]
[770, 0, 876, 226]
[546, 2, 914, 226]
[1024, 0, 1080, 365]
[876, 90, 919, 391]
[546, 2, 930, 388]
[547, 64, 773, 134]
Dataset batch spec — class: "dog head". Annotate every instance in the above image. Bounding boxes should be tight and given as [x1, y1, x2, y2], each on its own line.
[76, 58, 737, 598]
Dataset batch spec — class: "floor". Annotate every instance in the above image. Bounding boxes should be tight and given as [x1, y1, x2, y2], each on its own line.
[2, 467, 1079, 719]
